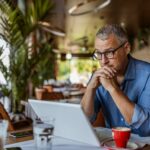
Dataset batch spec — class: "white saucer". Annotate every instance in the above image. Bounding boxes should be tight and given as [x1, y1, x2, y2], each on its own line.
[101, 138, 145, 150]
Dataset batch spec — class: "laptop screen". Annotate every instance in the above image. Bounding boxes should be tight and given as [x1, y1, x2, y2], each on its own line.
[29, 99, 100, 147]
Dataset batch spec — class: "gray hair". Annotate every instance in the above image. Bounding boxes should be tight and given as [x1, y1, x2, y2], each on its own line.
[96, 24, 128, 44]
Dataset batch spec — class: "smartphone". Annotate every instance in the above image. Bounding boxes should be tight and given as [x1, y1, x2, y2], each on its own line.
[5, 148, 22, 150]
[9, 130, 33, 138]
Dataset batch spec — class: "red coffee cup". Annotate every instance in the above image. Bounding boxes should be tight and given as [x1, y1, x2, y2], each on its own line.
[112, 127, 131, 148]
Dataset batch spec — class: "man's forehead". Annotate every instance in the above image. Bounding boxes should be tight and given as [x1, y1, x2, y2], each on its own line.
[95, 34, 118, 43]
[95, 39, 113, 51]
[95, 36, 119, 50]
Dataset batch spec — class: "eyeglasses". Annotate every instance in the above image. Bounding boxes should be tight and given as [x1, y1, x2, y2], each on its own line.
[93, 42, 126, 60]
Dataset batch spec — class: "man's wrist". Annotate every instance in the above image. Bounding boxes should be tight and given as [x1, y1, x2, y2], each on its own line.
[108, 86, 120, 94]
[86, 85, 97, 91]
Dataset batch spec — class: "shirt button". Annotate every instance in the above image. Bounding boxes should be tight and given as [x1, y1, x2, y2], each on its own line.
[121, 118, 124, 121]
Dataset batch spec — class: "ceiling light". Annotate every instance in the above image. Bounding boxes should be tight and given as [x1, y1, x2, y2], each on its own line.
[42, 27, 65, 37]
[38, 21, 65, 37]
[68, 0, 111, 16]
[66, 53, 72, 60]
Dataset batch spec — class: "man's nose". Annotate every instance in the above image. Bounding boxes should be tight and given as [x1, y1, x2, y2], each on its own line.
[101, 54, 109, 64]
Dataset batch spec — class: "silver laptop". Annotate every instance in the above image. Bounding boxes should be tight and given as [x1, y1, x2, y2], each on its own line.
[29, 99, 101, 147]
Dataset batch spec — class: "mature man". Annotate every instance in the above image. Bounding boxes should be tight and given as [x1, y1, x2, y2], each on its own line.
[81, 24, 150, 136]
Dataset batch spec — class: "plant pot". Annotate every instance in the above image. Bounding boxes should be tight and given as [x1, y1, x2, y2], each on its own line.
[35, 88, 46, 100]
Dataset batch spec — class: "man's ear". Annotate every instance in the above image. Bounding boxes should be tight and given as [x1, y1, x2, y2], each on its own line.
[124, 42, 131, 54]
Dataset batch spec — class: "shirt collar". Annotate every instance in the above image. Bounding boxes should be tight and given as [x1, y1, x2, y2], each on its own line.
[124, 55, 136, 80]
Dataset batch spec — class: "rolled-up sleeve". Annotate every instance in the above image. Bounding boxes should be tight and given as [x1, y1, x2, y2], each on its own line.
[131, 104, 148, 128]
[130, 75, 150, 136]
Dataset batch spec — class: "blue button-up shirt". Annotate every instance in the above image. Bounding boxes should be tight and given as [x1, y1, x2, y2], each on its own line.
[94, 55, 150, 136]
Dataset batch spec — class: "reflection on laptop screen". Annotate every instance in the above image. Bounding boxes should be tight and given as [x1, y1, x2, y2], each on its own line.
[29, 99, 100, 147]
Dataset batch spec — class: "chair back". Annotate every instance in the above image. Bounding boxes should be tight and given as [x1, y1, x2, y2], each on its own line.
[35, 86, 64, 100]
[92, 110, 105, 127]
[42, 92, 64, 100]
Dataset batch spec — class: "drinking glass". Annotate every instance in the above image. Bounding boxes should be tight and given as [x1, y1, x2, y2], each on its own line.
[0, 119, 8, 150]
[33, 118, 55, 149]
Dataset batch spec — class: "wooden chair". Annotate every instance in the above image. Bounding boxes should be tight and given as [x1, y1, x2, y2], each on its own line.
[92, 110, 105, 127]
[41, 91, 64, 100]
[0, 102, 14, 131]
[0, 102, 32, 131]
[43, 85, 53, 92]
[35, 87, 64, 100]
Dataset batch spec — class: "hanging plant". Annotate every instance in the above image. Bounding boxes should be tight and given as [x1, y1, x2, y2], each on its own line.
[0, 0, 55, 113]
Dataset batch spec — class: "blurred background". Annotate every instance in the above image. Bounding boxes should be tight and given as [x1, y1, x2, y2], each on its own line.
[1, 0, 150, 85]
[0, 0, 150, 114]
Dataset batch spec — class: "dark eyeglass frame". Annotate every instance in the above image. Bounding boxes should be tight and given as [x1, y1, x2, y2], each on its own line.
[93, 42, 127, 60]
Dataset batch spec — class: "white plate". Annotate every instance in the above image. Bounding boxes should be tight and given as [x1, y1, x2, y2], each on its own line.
[101, 138, 145, 150]
[70, 91, 84, 96]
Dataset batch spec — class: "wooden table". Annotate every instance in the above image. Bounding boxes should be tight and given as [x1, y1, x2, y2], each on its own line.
[8, 135, 33, 144]
[6, 137, 150, 150]
[6, 131, 150, 150]
[7, 128, 33, 144]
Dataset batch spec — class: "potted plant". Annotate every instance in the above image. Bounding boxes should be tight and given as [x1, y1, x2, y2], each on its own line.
[0, 0, 55, 113]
